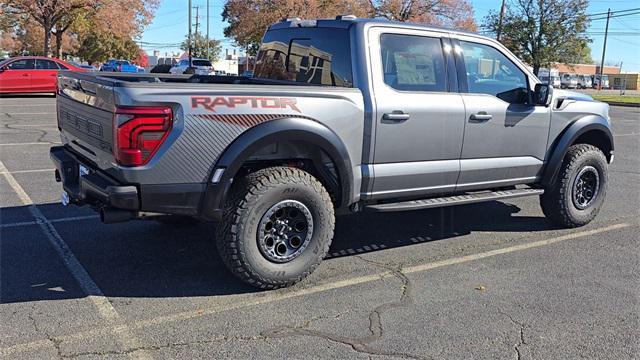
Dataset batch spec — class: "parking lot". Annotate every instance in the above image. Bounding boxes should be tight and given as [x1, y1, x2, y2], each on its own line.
[0, 96, 638, 359]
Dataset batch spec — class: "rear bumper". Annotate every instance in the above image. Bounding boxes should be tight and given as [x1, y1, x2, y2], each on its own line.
[50, 146, 139, 210]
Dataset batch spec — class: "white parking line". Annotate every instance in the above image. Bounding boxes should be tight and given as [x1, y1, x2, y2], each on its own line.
[614, 133, 639, 137]
[0, 160, 151, 360]
[0, 168, 54, 175]
[0, 221, 631, 357]
[2, 112, 56, 115]
[0, 104, 53, 107]
[5, 124, 57, 127]
[0, 215, 99, 229]
[0, 142, 60, 146]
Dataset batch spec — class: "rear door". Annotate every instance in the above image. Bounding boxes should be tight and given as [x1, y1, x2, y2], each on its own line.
[32, 59, 60, 91]
[0, 59, 34, 92]
[452, 37, 550, 191]
[368, 27, 465, 199]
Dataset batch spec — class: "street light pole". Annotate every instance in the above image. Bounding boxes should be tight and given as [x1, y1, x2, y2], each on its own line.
[188, 0, 192, 68]
[206, 0, 210, 60]
[598, 8, 611, 91]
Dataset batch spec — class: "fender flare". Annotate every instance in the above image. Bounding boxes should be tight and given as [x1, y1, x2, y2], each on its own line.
[541, 115, 614, 187]
[199, 117, 354, 221]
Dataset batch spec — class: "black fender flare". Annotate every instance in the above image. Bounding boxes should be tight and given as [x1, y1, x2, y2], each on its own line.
[199, 117, 354, 221]
[541, 115, 614, 187]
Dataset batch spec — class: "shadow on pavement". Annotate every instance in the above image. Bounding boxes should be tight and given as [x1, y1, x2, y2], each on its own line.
[1, 201, 553, 303]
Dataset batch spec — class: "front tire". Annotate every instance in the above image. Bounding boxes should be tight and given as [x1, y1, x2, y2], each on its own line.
[540, 144, 608, 227]
[217, 167, 335, 289]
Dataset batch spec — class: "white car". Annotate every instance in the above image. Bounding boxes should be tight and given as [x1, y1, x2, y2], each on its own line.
[169, 58, 213, 75]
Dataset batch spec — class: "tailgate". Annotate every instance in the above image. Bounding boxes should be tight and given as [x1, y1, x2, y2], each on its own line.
[57, 72, 117, 169]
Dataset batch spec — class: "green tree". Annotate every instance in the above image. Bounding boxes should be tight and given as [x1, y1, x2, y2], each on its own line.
[75, 31, 140, 64]
[482, 0, 591, 75]
[180, 32, 222, 62]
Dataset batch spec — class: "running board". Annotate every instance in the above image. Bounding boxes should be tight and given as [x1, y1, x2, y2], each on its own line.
[364, 188, 544, 212]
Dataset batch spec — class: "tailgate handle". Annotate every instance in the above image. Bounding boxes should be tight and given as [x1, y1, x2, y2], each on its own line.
[382, 111, 410, 122]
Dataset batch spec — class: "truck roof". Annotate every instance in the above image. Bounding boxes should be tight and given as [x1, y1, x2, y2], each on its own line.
[268, 16, 486, 40]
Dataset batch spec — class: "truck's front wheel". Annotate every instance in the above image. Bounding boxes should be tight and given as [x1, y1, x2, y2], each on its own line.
[540, 144, 608, 227]
[217, 167, 335, 289]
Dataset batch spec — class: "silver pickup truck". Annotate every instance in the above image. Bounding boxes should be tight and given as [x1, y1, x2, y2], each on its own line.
[51, 17, 614, 289]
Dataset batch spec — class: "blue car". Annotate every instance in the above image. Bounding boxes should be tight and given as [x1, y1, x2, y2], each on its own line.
[100, 60, 143, 73]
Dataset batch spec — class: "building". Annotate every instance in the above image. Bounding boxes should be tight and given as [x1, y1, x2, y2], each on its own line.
[608, 73, 640, 90]
[212, 49, 240, 75]
[553, 63, 620, 76]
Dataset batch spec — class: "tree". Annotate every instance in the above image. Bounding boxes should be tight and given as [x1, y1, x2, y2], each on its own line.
[223, 0, 476, 56]
[180, 32, 222, 62]
[482, 0, 590, 75]
[75, 31, 140, 63]
[1, 0, 92, 56]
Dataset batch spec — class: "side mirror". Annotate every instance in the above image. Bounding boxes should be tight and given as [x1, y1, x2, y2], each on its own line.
[534, 83, 553, 107]
[0, 65, 7, 73]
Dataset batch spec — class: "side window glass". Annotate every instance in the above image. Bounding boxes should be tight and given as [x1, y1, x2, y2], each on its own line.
[380, 34, 446, 92]
[7, 59, 35, 70]
[36, 60, 59, 69]
[459, 41, 528, 104]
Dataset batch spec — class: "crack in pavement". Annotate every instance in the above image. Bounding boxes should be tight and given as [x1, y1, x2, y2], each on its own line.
[493, 305, 528, 360]
[258, 255, 431, 360]
[2, 121, 56, 144]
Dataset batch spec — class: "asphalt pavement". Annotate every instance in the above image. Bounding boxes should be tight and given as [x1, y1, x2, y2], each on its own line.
[1, 96, 638, 359]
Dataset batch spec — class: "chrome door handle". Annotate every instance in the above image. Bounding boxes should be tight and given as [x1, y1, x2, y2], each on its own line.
[382, 111, 410, 122]
[469, 113, 493, 122]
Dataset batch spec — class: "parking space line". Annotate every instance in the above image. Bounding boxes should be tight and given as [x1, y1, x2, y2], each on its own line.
[0, 160, 151, 360]
[4, 124, 58, 127]
[0, 215, 99, 229]
[0, 221, 631, 357]
[0, 104, 53, 107]
[0, 142, 60, 146]
[0, 168, 55, 175]
[614, 133, 639, 137]
[2, 112, 56, 115]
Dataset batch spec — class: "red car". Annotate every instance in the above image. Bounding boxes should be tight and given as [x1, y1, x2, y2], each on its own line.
[0, 56, 87, 94]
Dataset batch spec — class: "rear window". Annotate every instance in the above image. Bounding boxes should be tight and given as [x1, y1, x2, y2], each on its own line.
[193, 60, 211, 66]
[254, 28, 353, 87]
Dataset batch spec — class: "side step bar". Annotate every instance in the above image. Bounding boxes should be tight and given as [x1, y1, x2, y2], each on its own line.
[364, 188, 544, 212]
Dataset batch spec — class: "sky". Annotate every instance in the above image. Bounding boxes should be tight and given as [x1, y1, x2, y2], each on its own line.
[141, 0, 640, 72]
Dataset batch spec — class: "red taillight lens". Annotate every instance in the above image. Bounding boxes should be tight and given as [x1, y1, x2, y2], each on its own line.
[113, 106, 173, 167]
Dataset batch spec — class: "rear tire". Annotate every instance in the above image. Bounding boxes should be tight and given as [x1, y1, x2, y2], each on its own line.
[540, 144, 608, 228]
[216, 167, 335, 289]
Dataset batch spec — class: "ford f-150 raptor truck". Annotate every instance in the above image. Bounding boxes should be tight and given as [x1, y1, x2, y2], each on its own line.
[50, 17, 614, 289]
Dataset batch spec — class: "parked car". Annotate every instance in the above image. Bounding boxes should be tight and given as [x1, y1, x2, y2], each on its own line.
[169, 58, 213, 75]
[241, 70, 254, 77]
[592, 74, 610, 89]
[560, 73, 578, 89]
[577, 74, 592, 89]
[100, 59, 141, 73]
[51, 17, 613, 289]
[0, 56, 86, 94]
[69, 61, 98, 72]
[539, 74, 560, 88]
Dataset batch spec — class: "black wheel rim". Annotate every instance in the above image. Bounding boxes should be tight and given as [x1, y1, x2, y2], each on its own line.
[572, 166, 600, 210]
[257, 200, 314, 263]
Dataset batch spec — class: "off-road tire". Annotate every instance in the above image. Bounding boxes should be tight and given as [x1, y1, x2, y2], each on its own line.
[540, 144, 608, 227]
[217, 167, 335, 289]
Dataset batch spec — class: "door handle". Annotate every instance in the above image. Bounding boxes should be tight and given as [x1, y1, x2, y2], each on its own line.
[382, 111, 410, 122]
[469, 112, 492, 122]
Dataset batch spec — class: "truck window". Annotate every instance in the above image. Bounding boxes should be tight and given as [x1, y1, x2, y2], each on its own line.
[380, 34, 446, 92]
[459, 41, 528, 104]
[7, 59, 35, 70]
[254, 28, 352, 87]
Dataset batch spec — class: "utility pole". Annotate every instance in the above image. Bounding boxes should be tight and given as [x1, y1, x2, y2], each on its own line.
[188, 0, 192, 68]
[496, 0, 506, 42]
[194, 5, 200, 59]
[598, 8, 611, 91]
[206, 0, 210, 61]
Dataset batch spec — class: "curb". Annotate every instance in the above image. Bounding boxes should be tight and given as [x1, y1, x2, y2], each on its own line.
[598, 101, 640, 108]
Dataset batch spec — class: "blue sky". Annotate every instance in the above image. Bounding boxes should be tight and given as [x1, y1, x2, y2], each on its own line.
[141, 0, 640, 72]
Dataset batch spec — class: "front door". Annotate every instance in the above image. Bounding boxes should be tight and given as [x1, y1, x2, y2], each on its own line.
[452, 37, 551, 191]
[367, 27, 466, 200]
[0, 59, 34, 92]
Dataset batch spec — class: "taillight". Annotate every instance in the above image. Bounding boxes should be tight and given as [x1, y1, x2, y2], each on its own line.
[113, 106, 173, 167]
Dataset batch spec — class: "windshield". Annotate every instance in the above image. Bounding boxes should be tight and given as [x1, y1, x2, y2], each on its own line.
[116, 61, 130, 66]
[255, 27, 353, 87]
